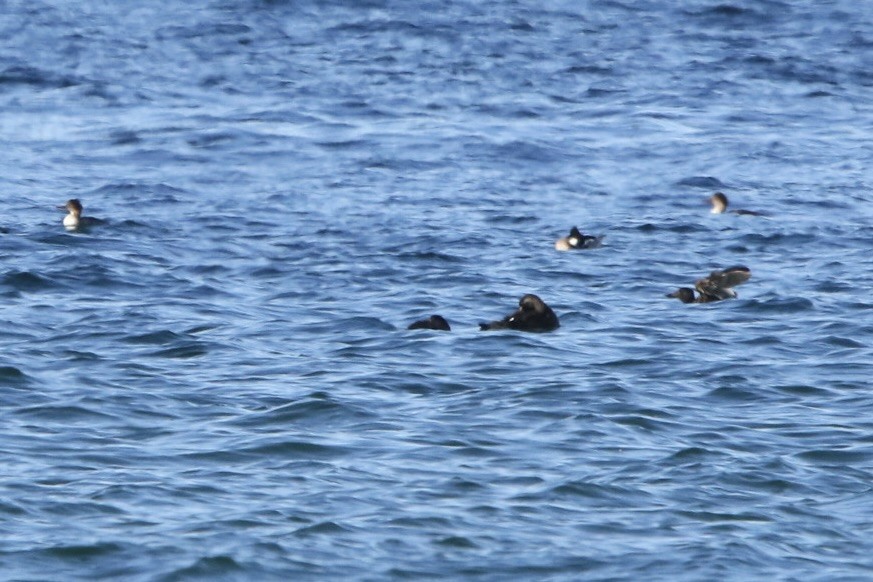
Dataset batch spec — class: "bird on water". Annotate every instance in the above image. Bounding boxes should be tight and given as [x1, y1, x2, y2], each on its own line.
[479, 294, 560, 332]
[667, 266, 752, 303]
[59, 199, 101, 231]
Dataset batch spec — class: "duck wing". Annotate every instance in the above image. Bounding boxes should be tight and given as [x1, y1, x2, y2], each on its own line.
[710, 266, 751, 289]
[695, 266, 751, 300]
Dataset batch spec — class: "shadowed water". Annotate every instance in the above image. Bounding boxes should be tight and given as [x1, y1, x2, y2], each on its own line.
[1, 0, 872, 579]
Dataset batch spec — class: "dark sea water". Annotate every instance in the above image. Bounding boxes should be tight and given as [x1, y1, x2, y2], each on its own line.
[1, 0, 872, 579]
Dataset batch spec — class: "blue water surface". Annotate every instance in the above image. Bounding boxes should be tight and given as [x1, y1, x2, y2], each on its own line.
[1, 0, 872, 579]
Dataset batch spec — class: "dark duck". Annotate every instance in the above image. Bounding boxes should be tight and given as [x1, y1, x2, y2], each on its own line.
[709, 192, 762, 216]
[407, 315, 451, 331]
[555, 226, 603, 251]
[479, 294, 560, 332]
[667, 266, 752, 303]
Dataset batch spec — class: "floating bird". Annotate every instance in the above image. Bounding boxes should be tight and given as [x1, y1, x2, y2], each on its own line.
[479, 294, 560, 332]
[667, 266, 752, 303]
[59, 199, 101, 231]
[709, 192, 762, 216]
[555, 226, 603, 251]
[407, 314, 451, 331]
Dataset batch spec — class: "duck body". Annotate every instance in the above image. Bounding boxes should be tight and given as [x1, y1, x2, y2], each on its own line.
[555, 226, 603, 251]
[479, 294, 560, 332]
[667, 266, 751, 303]
[407, 315, 451, 331]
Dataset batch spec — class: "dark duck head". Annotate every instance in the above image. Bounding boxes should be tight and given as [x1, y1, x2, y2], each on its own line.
[479, 293, 560, 332]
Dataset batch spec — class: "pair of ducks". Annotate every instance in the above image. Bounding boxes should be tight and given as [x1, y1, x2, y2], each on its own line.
[408, 294, 560, 333]
[553, 192, 760, 253]
[61, 191, 751, 234]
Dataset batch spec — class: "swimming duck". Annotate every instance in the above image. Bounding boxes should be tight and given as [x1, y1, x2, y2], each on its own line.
[667, 266, 752, 303]
[709, 192, 761, 216]
[479, 293, 560, 332]
[59, 199, 100, 231]
[555, 226, 603, 251]
[407, 314, 451, 331]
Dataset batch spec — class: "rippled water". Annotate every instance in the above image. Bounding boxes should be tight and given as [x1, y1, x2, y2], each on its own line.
[2, 0, 873, 579]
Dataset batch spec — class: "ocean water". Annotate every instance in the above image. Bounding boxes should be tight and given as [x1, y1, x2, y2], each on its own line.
[1, 0, 872, 579]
